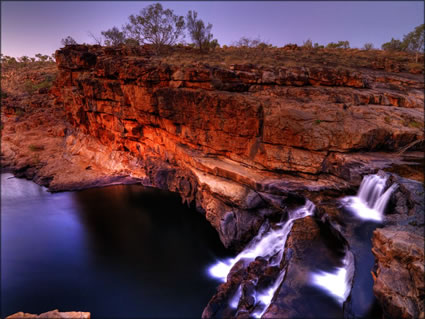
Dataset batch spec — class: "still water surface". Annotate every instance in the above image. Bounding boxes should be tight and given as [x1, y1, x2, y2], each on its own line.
[1, 173, 230, 318]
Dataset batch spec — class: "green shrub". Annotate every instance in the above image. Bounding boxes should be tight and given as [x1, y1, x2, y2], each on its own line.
[303, 39, 313, 49]
[408, 120, 422, 129]
[363, 43, 374, 50]
[24, 77, 54, 94]
[28, 144, 44, 152]
[15, 108, 25, 117]
[24, 81, 37, 94]
[326, 41, 350, 49]
[35, 79, 53, 91]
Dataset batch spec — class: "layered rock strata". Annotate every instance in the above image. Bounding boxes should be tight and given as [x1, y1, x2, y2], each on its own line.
[49, 45, 424, 249]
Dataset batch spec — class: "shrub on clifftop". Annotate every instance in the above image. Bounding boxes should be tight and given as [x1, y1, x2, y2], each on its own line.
[61, 36, 78, 46]
[101, 27, 127, 46]
[381, 38, 407, 52]
[326, 41, 350, 49]
[363, 43, 374, 50]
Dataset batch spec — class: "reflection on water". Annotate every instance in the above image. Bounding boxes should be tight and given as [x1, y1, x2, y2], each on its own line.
[1, 173, 230, 318]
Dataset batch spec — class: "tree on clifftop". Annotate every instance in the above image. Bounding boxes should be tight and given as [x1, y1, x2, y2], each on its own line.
[403, 24, 424, 63]
[124, 3, 185, 54]
[186, 10, 218, 52]
[381, 24, 424, 62]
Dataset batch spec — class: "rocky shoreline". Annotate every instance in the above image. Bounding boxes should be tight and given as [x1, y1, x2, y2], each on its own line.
[1, 44, 423, 318]
[6, 309, 90, 319]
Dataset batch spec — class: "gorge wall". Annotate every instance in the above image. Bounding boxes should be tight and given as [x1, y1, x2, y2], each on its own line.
[51, 45, 423, 249]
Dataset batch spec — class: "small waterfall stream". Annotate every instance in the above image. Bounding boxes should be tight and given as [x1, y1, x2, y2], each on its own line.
[310, 250, 355, 305]
[208, 201, 315, 316]
[312, 173, 398, 316]
[341, 174, 398, 222]
[207, 174, 398, 318]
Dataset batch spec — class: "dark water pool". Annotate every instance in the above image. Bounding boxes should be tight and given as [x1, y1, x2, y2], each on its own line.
[1, 173, 230, 318]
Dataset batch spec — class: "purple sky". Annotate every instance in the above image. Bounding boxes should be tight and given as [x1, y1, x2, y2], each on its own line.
[1, 1, 424, 57]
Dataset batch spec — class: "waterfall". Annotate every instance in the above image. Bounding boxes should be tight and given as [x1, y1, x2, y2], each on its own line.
[208, 200, 315, 316]
[341, 174, 397, 222]
[229, 286, 242, 309]
[310, 250, 355, 305]
[251, 269, 286, 318]
[309, 173, 396, 305]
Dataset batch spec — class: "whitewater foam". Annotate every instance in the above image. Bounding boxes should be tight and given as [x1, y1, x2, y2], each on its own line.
[342, 174, 397, 222]
[310, 251, 355, 304]
[208, 200, 316, 315]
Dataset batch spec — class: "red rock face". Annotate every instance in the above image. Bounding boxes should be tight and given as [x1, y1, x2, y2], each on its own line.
[52, 45, 424, 249]
[372, 228, 424, 319]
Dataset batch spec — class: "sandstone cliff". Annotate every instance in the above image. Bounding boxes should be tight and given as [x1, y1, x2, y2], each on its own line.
[48, 45, 423, 247]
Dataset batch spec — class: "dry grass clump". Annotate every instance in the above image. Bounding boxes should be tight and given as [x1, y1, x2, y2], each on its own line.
[154, 45, 424, 73]
[1, 62, 57, 118]
[1, 63, 57, 98]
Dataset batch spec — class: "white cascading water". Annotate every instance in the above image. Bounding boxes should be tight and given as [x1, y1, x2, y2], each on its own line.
[251, 269, 286, 318]
[310, 250, 355, 305]
[208, 200, 316, 317]
[311, 174, 397, 305]
[341, 174, 398, 222]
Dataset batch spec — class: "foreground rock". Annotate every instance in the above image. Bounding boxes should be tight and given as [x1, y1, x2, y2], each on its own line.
[6, 309, 90, 319]
[372, 228, 424, 319]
